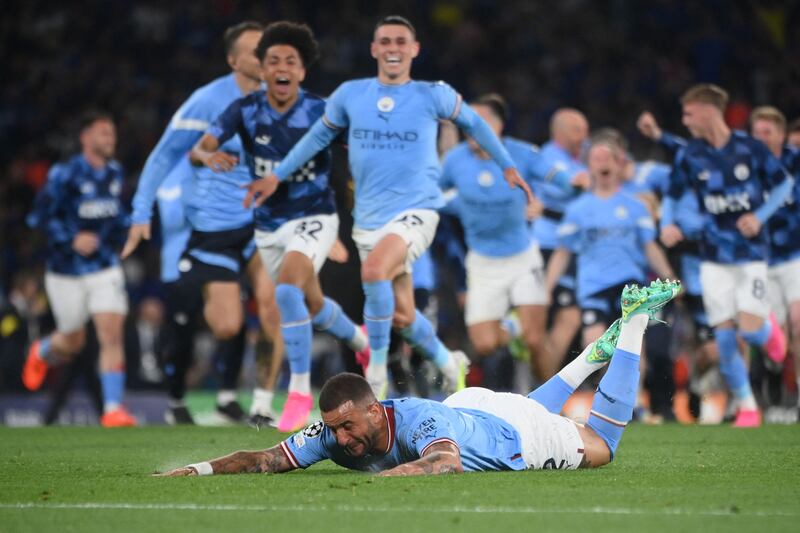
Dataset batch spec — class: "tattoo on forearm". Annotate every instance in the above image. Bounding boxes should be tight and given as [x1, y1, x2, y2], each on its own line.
[210, 446, 293, 475]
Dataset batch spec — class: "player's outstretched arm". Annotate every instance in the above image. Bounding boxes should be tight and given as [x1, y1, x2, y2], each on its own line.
[154, 445, 296, 477]
[189, 133, 237, 172]
[377, 441, 463, 477]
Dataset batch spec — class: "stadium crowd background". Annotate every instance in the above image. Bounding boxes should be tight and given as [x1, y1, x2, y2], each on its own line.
[1, 0, 799, 416]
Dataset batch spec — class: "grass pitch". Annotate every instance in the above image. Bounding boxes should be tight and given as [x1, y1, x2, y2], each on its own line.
[1, 423, 799, 532]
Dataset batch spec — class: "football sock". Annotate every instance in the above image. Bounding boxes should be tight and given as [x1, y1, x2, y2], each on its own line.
[739, 321, 771, 348]
[100, 368, 125, 413]
[528, 343, 596, 413]
[363, 281, 394, 367]
[312, 297, 364, 350]
[276, 284, 312, 387]
[586, 314, 647, 459]
[250, 388, 275, 415]
[38, 336, 59, 365]
[216, 389, 236, 406]
[715, 327, 757, 410]
[215, 326, 246, 391]
[500, 316, 520, 338]
[288, 372, 311, 396]
[398, 310, 450, 369]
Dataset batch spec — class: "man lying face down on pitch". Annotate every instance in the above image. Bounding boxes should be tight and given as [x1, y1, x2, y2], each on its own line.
[156, 280, 680, 477]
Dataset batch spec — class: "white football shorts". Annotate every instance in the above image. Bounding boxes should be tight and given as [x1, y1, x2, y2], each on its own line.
[699, 260, 769, 326]
[444, 387, 584, 470]
[44, 266, 128, 333]
[254, 213, 339, 281]
[352, 209, 439, 274]
[465, 243, 548, 325]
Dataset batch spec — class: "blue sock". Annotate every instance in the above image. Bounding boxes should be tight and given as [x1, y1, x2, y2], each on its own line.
[276, 284, 312, 374]
[586, 348, 640, 460]
[363, 281, 394, 365]
[739, 321, 771, 348]
[39, 336, 58, 365]
[399, 310, 450, 368]
[100, 370, 125, 410]
[312, 297, 356, 343]
[715, 327, 753, 399]
[501, 317, 520, 338]
[528, 375, 574, 414]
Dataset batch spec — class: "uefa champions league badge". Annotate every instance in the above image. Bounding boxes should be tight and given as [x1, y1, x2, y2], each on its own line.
[377, 96, 395, 112]
[734, 163, 750, 181]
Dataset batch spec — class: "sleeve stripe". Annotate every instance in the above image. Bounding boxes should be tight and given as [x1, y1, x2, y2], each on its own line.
[322, 115, 343, 130]
[448, 94, 463, 121]
[280, 441, 300, 469]
[420, 438, 460, 457]
[170, 117, 210, 131]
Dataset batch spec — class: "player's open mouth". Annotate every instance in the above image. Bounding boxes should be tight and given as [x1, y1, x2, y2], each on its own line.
[275, 76, 290, 85]
[386, 57, 401, 64]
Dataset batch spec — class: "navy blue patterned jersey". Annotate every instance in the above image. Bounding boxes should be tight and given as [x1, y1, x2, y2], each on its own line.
[668, 131, 789, 264]
[208, 89, 336, 232]
[767, 146, 800, 265]
[27, 154, 129, 275]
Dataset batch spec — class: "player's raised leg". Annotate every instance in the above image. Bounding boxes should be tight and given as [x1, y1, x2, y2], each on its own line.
[585, 280, 681, 462]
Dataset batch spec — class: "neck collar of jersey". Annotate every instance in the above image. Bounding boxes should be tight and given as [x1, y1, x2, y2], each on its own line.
[382, 404, 396, 454]
[376, 78, 412, 88]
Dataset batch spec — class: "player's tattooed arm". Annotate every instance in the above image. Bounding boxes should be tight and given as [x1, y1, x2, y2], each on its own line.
[154, 445, 296, 476]
[377, 441, 463, 477]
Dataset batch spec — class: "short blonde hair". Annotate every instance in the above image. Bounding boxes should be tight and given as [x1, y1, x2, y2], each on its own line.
[681, 84, 729, 111]
[750, 106, 786, 132]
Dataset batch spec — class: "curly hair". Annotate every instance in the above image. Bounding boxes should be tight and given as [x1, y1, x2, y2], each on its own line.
[255, 21, 319, 67]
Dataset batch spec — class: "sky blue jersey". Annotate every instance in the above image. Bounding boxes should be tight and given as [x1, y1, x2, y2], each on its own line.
[27, 155, 129, 276]
[208, 89, 335, 232]
[131, 73, 254, 232]
[441, 138, 573, 257]
[281, 397, 526, 473]
[530, 141, 586, 250]
[622, 160, 671, 196]
[558, 191, 656, 302]
[155, 158, 192, 283]
[668, 131, 792, 264]
[272, 78, 516, 230]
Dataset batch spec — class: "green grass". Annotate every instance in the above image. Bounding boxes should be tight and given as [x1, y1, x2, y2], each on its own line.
[1, 424, 799, 532]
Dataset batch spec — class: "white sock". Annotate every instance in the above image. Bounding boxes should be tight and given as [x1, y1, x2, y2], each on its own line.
[250, 388, 274, 415]
[558, 343, 604, 389]
[365, 362, 388, 385]
[288, 372, 311, 396]
[738, 394, 758, 411]
[617, 314, 648, 355]
[104, 402, 120, 413]
[216, 390, 237, 406]
[348, 327, 368, 352]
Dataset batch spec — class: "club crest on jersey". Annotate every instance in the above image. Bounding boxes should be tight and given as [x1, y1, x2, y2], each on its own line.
[614, 206, 628, 219]
[302, 420, 324, 438]
[80, 181, 95, 195]
[255, 135, 271, 146]
[697, 170, 710, 181]
[178, 259, 192, 273]
[109, 179, 122, 196]
[377, 96, 395, 112]
[734, 163, 750, 181]
[582, 310, 597, 324]
[478, 171, 494, 187]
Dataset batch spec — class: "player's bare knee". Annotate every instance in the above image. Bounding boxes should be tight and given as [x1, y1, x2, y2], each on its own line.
[470, 335, 496, 356]
[579, 425, 612, 468]
[361, 260, 389, 283]
[210, 317, 242, 340]
[61, 330, 86, 355]
[392, 309, 414, 330]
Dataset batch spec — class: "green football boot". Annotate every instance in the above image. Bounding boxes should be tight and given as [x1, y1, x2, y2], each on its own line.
[586, 318, 622, 364]
[621, 279, 682, 323]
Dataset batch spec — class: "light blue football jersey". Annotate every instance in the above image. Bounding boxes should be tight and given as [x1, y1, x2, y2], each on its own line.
[558, 191, 656, 302]
[281, 397, 526, 473]
[131, 73, 254, 232]
[155, 158, 192, 283]
[274, 78, 515, 230]
[441, 138, 573, 257]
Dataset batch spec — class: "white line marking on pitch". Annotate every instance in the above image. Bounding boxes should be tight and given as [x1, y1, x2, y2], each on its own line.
[0, 502, 796, 518]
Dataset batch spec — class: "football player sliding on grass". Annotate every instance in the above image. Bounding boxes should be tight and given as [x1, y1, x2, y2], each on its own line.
[156, 280, 681, 477]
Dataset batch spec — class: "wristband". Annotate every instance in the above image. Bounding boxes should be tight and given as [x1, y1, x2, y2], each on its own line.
[187, 462, 213, 476]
